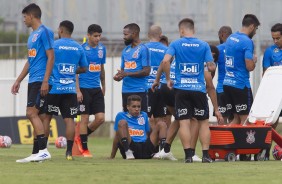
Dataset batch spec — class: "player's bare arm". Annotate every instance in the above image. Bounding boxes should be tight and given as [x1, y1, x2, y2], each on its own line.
[162, 54, 173, 89]
[151, 62, 163, 92]
[41, 49, 54, 96]
[11, 61, 29, 95]
[100, 64, 106, 96]
[206, 61, 216, 73]
[76, 74, 83, 103]
[121, 66, 151, 78]
[204, 71, 224, 124]
[245, 56, 256, 71]
[110, 133, 119, 159]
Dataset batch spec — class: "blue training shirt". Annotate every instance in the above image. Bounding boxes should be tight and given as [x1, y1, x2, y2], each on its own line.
[166, 37, 213, 93]
[50, 38, 88, 94]
[263, 45, 282, 68]
[145, 42, 167, 88]
[27, 24, 54, 83]
[223, 32, 254, 89]
[114, 111, 150, 142]
[160, 59, 176, 84]
[121, 44, 151, 93]
[79, 42, 106, 88]
[216, 43, 227, 93]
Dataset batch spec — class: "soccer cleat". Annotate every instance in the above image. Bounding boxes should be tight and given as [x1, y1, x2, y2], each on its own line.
[159, 149, 177, 161]
[66, 151, 73, 161]
[192, 155, 202, 162]
[202, 156, 213, 163]
[82, 149, 93, 158]
[152, 151, 161, 159]
[16, 154, 37, 163]
[74, 136, 83, 153]
[125, 149, 135, 160]
[30, 148, 51, 162]
[184, 157, 193, 163]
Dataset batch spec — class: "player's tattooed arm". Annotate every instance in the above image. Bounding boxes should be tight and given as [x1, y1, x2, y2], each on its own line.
[100, 64, 105, 95]
[120, 66, 151, 78]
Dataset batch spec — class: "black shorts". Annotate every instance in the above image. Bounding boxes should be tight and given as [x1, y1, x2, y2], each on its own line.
[27, 82, 48, 114]
[78, 88, 105, 115]
[160, 83, 175, 107]
[174, 89, 209, 121]
[215, 92, 233, 117]
[46, 94, 78, 119]
[118, 138, 157, 159]
[223, 85, 253, 115]
[122, 92, 148, 112]
[147, 88, 166, 118]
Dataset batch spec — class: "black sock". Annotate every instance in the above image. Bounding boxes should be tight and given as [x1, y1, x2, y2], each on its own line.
[164, 143, 171, 153]
[202, 150, 209, 157]
[32, 139, 39, 154]
[37, 134, 46, 150]
[191, 149, 195, 156]
[87, 127, 94, 136]
[80, 134, 88, 150]
[45, 137, 49, 148]
[160, 138, 166, 150]
[265, 147, 270, 157]
[67, 140, 74, 153]
[184, 148, 193, 159]
[121, 137, 129, 152]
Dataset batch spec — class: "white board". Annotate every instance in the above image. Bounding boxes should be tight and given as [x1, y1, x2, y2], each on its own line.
[248, 66, 282, 124]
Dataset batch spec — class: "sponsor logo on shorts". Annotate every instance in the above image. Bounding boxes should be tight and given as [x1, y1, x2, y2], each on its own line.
[32, 34, 38, 42]
[124, 61, 137, 69]
[147, 106, 151, 113]
[70, 107, 78, 115]
[178, 108, 187, 116]
[194, 108, 204, 116]
[59, 64, 75, 74]
[60, 78, 74, 84]
[235, 104, 247, 112]
[128, 128, 144, 136]
[226, 104, 232, 110]
[48, 105, 59, 113]
[246, 130, 256, 144]
[28, 49, 37, 57]
[137, 117, 145, 125]
[89, 63, 101, 72]
[180, 63, 199, 75]
[218, 106, 226, 113]
[40, 99, 45, 108]
[79, 105, 85, 112]
[225, 56, 234, 68]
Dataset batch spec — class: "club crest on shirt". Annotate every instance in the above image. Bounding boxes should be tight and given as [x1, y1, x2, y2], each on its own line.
[274, 48, 279, 53]
[246, 130, 256, 144]
[32, 34, 38, 42]
[137, 117, 145, 125]
[98, 50, 103, 58]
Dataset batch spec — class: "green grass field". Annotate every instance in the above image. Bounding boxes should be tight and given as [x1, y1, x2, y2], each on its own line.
[1, 137, 282, 184]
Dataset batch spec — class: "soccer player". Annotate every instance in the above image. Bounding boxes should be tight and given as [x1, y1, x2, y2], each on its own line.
[216, 26, 233, 124]
[11, 3, 54, 162]
[113, 23, 150, 113]
[76, 24, 106, 157]
[262, 23, 282, 160]
[155, 18, 216, 163]
[109, 95, 167, 159]
[46, 20, 87, 160]
[223, 14, 260, 125]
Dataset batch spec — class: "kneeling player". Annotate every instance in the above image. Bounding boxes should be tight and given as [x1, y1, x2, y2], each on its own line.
[110, 95, 168, 159]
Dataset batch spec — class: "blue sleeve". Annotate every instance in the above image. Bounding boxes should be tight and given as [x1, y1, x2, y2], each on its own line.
[262, 47, 272, 68]
[204, 43, 213, 63]
[166, 41, 176, 56]
[114, 112, 123, 131]
[41, 29, 54, 50]
[121, 51, 125, 69]
[244, 39, 254, 60]
[141, 45, 150, 67]
[102, 46, 106, 64]
[79, 49, 88, 68]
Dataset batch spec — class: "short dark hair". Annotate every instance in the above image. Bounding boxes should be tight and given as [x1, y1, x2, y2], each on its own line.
[127, 95, 141, 105]
[178, 18, 194, 30]
[59, 20, 74, 34]
[271, 23, 282, 35]
[218, 26, 232, 36]
[124, 23, 140, 34]
[242, 14, 260, 27]
[22, 3, 41, 19]
[88, 24, 102, 35]
[209, 45, 219, 63]
[160, 35, 169, 46]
